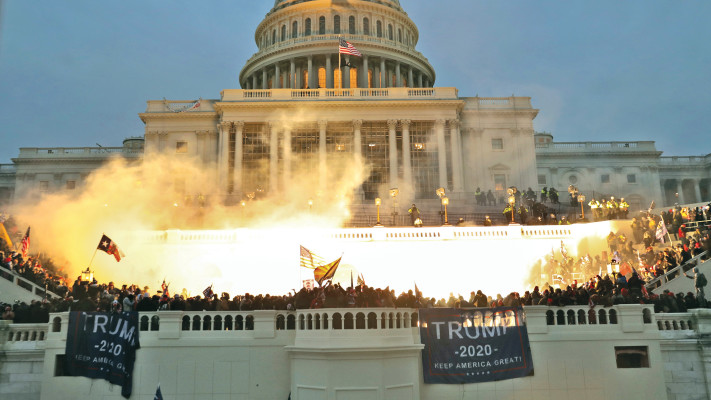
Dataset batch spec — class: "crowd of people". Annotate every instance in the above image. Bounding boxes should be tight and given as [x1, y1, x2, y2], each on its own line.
[2, 204, 710, 325]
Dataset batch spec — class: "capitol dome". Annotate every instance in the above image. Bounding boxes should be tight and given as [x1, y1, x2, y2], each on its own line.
[239, 0, 435, 90]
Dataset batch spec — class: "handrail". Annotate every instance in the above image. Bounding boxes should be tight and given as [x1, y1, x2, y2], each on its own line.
[645, 250, 709, 290]
[0, 267, 60, 299]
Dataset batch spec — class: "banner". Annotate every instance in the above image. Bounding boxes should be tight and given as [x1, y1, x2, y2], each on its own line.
[64, 312, 141, 398]
[419, 307, 533, 384]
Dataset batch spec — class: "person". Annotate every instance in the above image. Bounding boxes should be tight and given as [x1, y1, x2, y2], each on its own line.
[408, 204, 421, 227]
[483, 215, 492, 226]
[549, 187, 559, 204]
[684, 267, 707, 307]
[503, 204, 514, 223]
[540, 187, 548, 203]
[2, 305, 15, 322]
[486, 190, 495, 206]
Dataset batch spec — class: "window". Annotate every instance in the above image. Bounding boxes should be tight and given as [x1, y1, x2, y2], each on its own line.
[398, 28, 402, 43]
[333, 15, 340, 34]
[39, 181, 49, 191]
[54, 354, 67, 376]
[349, 16, 355, 34]
[305, 18, 311, 36]
[281, 25, 286, 41]
[376, 21, 382, 37]
[494, 174, 506, 191]
[176, 141, 188, 153]
[363, 18, 370, 35]
[538, 175, 546, 185]
[601, 174, 610, 183]
[319, 16, 325, 34]
[388, 24, 393, 40]
[491, 138, 503, 150]
[66, 180, 76, 190]
[615, 346, 649, 368]
[292, 21, 298, 38]
[627, 174, 636, 183]
[272, 29, 276, 45]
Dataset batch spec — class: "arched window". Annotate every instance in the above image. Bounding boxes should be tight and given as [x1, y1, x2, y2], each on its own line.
[350, 67, 358, 88]
[334, 15, 340, 34]
[398, 28, 402, 43]
[318, 67, 326, 88]
[281, 25, 286, 41]
[292, 21, 298, 38]
[319, 16, 326, 34]
[388, 24, 393, 40]
[305, 18, 311, 36]
[349, 16, 356, 34]
[363, 18, 370, 35]
[376, 21, 382, 37]
[272, 29, 276, 45]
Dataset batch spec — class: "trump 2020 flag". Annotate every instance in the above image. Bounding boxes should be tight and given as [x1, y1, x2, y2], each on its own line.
[97, 234, 125, 262]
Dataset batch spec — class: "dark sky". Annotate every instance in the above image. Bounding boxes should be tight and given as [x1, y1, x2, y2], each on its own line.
[1, 0, 709, 163]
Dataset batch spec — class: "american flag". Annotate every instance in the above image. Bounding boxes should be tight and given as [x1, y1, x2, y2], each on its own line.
[20, 227, 30, 259]
[300, 245, 324, 269]
[339, 38, 362, 57]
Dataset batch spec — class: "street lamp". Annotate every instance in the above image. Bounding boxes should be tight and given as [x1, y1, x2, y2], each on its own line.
[308, 199, 313, 212]
[241, 200, 246, 221]
[441, 196, 450, 225]
[390, 188, 399, 225]
[436, 188, 446, 224]
[578, 193, 586, 220]
[374, 197, 382, 226]
[507, 195, 516, 223]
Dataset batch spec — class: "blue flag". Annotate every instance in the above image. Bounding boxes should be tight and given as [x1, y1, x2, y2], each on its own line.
[154, 384, 163, 400]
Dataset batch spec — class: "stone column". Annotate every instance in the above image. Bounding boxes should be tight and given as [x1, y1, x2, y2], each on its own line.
[196, 131, 206, 164]
[380, 59, 387, 88]
[695, 180, 702, 203]
[395, 62, 401, 87]
[234, 121, 244, 197]
[417, 71, 423, 88]
[401, 119, 412, 190]
[388, 119, 399, 188]
[353, 120, 363, 167]
[407, 67, 414, 88]
[252, 74, 258, 90]
[435, 119, 447, 189]
[374, 64, 381, 88]
[343, 56, 350, 89]
[290, 59, 296, 89]
[449, 119, 463, 192]
[269, 122, 278, 193]
[295, 65, 302, 89]
[274, 64, 281, 89]
[362, 55, 369, 88]
[218, 122, 231, 192]
[326, 55, 333, 88]
[262, 68, 268, 90]
[283, 128, 292, 190]
[307, 56, 314, 89]
[424, 77, 430, 87]
[319, 120, 328, 189]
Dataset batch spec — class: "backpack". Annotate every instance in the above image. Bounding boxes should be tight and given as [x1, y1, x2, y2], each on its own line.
[697, 273, 707, 288]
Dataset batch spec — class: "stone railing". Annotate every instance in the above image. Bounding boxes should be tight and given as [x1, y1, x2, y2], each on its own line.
[535, 141, 657, 152]
[16, 147, 142, 158]
[0, 164, 16, 173]
[645, 251, 707, 290]
[656, 313, 694, 331]
[132, 224, 586, 245]
[6, 322, 47, 342]
[659, 156, 710, 165]
[219, 87, 458, 102]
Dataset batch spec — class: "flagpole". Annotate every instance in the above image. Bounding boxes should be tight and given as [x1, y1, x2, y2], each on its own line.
[87, 248, 99, 270]
[338, 36, 341, 89]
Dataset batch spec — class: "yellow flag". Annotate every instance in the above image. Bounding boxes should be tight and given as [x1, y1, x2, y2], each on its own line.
[314, 257, 342, 285]
[0, 222, 12, 248]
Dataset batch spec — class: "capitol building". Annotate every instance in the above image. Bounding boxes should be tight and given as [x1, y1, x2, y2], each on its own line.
[3, 2, 711, 399]
[0, 0, 708, 213]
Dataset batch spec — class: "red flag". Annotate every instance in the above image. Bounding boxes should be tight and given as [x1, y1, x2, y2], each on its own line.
[339, 38, 362, 57]
[314, 257, 342, 286]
